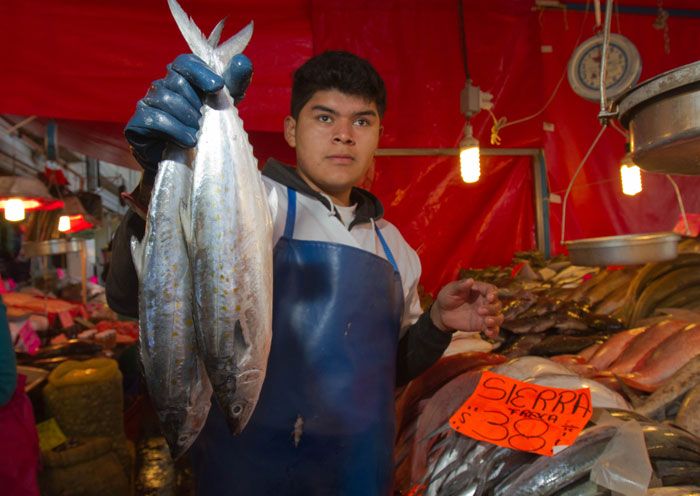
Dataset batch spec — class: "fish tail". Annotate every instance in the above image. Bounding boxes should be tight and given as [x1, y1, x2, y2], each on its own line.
[207, 18, 226, 47]
[167, 0, 252, 70]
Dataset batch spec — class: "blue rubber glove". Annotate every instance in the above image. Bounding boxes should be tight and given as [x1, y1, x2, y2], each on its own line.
[125, 53, 253, 176]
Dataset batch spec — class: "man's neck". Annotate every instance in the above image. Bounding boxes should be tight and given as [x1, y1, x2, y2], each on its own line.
[296, 169, 352, 206]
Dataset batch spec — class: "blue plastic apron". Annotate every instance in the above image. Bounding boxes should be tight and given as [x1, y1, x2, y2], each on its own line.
[190, 188, 404, 495]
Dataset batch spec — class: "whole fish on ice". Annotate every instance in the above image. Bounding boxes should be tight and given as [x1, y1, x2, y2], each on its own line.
[131, 159, 211, 459]
[169, 0, 274, 434]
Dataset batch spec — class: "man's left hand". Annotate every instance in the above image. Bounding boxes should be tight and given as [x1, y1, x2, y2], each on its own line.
[430, 278, 503, 338]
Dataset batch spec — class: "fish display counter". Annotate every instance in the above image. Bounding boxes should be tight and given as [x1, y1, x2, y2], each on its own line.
[394, 237, 700, 495]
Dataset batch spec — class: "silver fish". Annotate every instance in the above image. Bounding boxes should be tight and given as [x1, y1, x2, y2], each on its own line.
[645, 487, 700, 496]
[676, 383, 700, 438]
[636, 356, 700, 420]
[131, 158, 211, 459]
[168, 0, 273, 434]
[494, 425, 618, 496]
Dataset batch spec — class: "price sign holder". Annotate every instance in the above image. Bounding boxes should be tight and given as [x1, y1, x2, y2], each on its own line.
[449, 370, 593, 456]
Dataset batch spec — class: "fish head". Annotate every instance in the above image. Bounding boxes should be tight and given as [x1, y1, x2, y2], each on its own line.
[223, 368, 265, 435]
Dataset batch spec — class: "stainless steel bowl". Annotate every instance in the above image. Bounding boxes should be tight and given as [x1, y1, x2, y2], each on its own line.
[617, 61, 700, 175]
[22, 239, 84, 257]
[565, 232, 680, 266]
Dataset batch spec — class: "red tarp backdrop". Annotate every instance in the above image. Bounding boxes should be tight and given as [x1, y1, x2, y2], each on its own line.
[1, 0, 699, 294]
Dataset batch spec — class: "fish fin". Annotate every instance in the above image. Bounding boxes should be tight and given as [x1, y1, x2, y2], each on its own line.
[167, 0, 251, 69]
[130, 236, 144, 280]
[207, 18, 226, 47]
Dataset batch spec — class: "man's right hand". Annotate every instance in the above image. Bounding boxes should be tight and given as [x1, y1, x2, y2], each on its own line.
[124, 53, 252, 176]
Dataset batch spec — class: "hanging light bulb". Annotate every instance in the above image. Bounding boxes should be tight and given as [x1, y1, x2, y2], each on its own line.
[4, 198, 26, 221]
[459, 123, 480, 183]
[620, 145, 642, 196]
[57, 215, 71, 232]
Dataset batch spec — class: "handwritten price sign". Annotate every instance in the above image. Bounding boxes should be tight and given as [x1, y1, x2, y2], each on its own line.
[449, 371, 592, 456]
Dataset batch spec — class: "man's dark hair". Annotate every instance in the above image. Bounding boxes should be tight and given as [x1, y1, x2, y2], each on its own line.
[290, 51, 386, 119]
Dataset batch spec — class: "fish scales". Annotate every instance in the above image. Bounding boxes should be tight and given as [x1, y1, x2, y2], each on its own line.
[676, 383, 700, 437]
[131, 159, 211, 459]
[494, 425, 618, 496]
[168, 0, 273, 434]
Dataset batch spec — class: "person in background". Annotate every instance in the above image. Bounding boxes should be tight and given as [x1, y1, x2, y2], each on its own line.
[0, 300, 40, 495]
[107, 50, 503, 495]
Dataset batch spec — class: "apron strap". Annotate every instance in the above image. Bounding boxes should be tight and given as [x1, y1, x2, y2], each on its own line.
[284, 188, 297, 238]
[375, 226, 400, 273]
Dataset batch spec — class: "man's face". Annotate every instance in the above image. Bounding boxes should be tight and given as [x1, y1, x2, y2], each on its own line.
[284, 89, 382, 205]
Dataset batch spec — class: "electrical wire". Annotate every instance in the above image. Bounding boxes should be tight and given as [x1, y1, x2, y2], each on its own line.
[609, 119, 629, 138]
[489, 0, 591, 144]
[561, 124, 608, 244]
[457, 0, 470, 80]
[666, 174, 691, 236]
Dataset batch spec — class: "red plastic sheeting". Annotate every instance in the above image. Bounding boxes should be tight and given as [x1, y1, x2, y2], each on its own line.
[1, 1, 700, 295]
[538, 7, 700, 252]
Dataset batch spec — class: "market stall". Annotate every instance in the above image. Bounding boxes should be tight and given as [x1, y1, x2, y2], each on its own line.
[1, 0, 700, 495]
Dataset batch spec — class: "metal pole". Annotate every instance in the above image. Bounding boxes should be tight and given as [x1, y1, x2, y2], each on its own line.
[80, 240, 87, 306]
[375, 147, 540, 157]
[532, 151, 552, 257]
[374, 147, 551, 257]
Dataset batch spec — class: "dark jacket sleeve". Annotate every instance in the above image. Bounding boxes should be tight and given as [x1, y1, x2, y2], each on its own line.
[105, 208, 146, 319]
[106, 178, 153, 318]
[395, 308, 451, 387]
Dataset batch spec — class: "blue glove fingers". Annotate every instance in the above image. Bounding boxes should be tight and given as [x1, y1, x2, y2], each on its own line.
[170, 53, 224, 94]
[126, 101, 198, 149]
[163, 68, 204, 110]
[144, 81, 201, 129]
[223, 54, 253, 103]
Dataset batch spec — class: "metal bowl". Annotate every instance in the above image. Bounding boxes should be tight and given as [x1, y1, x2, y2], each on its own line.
[22, 239, 84, 257]
[616, 61, 700, 175]
[565, 232, 680, 266]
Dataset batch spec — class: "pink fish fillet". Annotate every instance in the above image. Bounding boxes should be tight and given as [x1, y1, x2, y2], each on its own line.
[621, 323, 700, 392]
[588, 327, 646, 371]
[579, 343, 602, 361]
[608, 320, 689, 374]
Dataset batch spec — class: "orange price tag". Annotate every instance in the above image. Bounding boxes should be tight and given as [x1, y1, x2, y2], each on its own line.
[449, 370, 592, 456]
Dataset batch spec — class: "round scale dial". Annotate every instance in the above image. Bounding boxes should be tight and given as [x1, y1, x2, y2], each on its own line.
[567, 33, 642, 102]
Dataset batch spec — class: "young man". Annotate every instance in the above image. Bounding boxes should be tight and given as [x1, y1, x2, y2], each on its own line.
[107, 51, 503, 495]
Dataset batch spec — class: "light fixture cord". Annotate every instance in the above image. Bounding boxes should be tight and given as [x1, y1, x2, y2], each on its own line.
[457, 0, 470, 81]
[666, 175, 690, 236]
[488, 0, 591, 144]
[561, 124, 608, 244]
